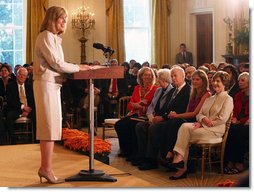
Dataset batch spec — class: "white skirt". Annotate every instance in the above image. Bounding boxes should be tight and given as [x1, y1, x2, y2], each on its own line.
[33, 80, 62, 140]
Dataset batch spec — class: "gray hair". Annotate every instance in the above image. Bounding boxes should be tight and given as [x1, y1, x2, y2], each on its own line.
[17, 67, 28, 76]
[238, 72, 249, 81]
[157, 69, 172, 84]
[171, 66, 185, 79]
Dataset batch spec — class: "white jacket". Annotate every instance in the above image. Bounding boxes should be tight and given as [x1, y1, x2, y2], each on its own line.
[33, 30, 79, 84]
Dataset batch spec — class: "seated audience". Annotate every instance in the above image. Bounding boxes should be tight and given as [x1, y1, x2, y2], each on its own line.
[238, 62, 249, 73]
[164, 70, 211, 163]
[115, 67, 158, 158]
[168, 71, 233, 180]
[185, 66, 196, 85]
[210, 63, 217, 71]
[131, 69, 173, 165]
[6, 67, 36, 144]
[100, 59, 122, 118]
[135, 66, 191, 170]
[161, 64, 171, 69]
[128, 62, 141, 96]
[223, 64, 240, 98]
[128, 59, 137, 75]
[151, 63, 158, 69]
[10, 64, 22, 81]
[217, 62, 227, 70]
[198, 65, 209, 74]
[224, 72, 249, 174]
[0, 64, 13, 101]
[142, 61, 150, 68]
[207, 70, 216, 95]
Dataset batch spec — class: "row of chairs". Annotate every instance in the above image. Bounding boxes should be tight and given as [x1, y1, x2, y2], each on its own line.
[102, 96, 130, 140]
[0, 96, 34, 145]
[190, 112, 233, 179]
[101, 95, 233, 179]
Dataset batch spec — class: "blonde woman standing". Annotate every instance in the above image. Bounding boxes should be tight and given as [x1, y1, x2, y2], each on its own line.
[34, 6, 92, 184]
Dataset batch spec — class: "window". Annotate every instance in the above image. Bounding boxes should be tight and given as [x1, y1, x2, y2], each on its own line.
[0, 0, 25, 68]
[123, 0, 151, 64]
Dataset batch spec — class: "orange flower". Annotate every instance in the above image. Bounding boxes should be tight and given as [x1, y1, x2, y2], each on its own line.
[217, 179, 236, 187]
[62, 128, 111, 155]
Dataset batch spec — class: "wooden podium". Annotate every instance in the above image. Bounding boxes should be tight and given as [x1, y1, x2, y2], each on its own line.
[65, 66, 124, 182]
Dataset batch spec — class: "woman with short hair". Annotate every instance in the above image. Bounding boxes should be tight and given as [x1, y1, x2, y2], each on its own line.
[224, 72, 249, 174]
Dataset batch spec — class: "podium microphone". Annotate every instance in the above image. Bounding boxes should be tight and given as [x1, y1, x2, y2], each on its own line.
[93, 43, 114, 54]
[93, 43, 104, 50]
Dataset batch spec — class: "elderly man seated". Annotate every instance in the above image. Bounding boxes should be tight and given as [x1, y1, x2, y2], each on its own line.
[6, 67, 35, 144]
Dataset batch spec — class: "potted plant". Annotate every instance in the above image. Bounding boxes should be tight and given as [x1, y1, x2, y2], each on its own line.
[61, 128, 112, 164]
[233, 22, 249, 55]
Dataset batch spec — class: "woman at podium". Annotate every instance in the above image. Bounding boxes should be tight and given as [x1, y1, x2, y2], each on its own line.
[33, 6, 91, 184]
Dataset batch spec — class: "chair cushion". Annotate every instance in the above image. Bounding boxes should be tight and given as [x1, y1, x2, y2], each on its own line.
[192, 137, 223, 144]
[104, 118, 120, 124]
[15, 117, 31, 123]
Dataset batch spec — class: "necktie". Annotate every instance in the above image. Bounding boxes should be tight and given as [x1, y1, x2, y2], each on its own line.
[172, 88, 178, 98]
[112, 79, 117, 94]
[20, 85, 27, 106]
[183, 52, 186, 62]
[169, 88, 178, 104]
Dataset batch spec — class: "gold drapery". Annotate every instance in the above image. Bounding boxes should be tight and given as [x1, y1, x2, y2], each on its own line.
[26, 0, 48, 63]
[152, 0, 171, 67]
[105, 0, 125, 64]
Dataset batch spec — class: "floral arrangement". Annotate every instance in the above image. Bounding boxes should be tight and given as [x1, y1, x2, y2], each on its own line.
[233, 25, 249, 46]
[216, 179, 236, 187]
[62, 128, 111, 156]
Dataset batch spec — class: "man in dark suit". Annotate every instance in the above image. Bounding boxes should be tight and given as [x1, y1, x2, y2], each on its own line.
[175, 43, 193, 65]
[6, 67, 36, 144]
[135, 66, 191, 170]
[100, 59, 127, 118]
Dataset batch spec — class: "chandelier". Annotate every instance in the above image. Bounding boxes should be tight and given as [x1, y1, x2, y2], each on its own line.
[72, 3, 95, 63]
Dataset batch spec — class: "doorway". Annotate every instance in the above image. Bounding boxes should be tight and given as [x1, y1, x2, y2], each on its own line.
[196, 14, 213, 67]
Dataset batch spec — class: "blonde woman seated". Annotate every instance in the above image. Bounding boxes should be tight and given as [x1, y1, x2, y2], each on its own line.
[115, 67, 158, 158]
[168, 71, 233, 180]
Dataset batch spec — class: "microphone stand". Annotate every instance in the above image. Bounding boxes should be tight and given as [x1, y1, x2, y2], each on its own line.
[65, 73, 117, 182]
[103, 50, 114, 66]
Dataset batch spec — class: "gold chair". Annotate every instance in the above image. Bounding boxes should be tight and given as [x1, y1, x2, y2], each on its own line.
[190, 113, 233, 179]
[66, 112, 74, 128]
[76, 106, 98, 131]
[14, 116, 34, 144]
[102, 96, 130, 140]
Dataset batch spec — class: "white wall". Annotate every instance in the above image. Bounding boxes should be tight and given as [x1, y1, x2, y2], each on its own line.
[49, 0, 107, 64]
[169, 0, 249, 66]
[49, 0, 249, 66]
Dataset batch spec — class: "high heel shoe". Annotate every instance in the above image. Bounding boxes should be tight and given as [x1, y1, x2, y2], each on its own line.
[38, 169, 65, 184]
[168, 160, 184, 169]
[160, 157, 173, 168]
[169, 171, 187, 180]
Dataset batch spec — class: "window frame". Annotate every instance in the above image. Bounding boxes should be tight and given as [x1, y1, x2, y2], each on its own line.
[123, 0, 152, 64]
[0, 0, 26, 68]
